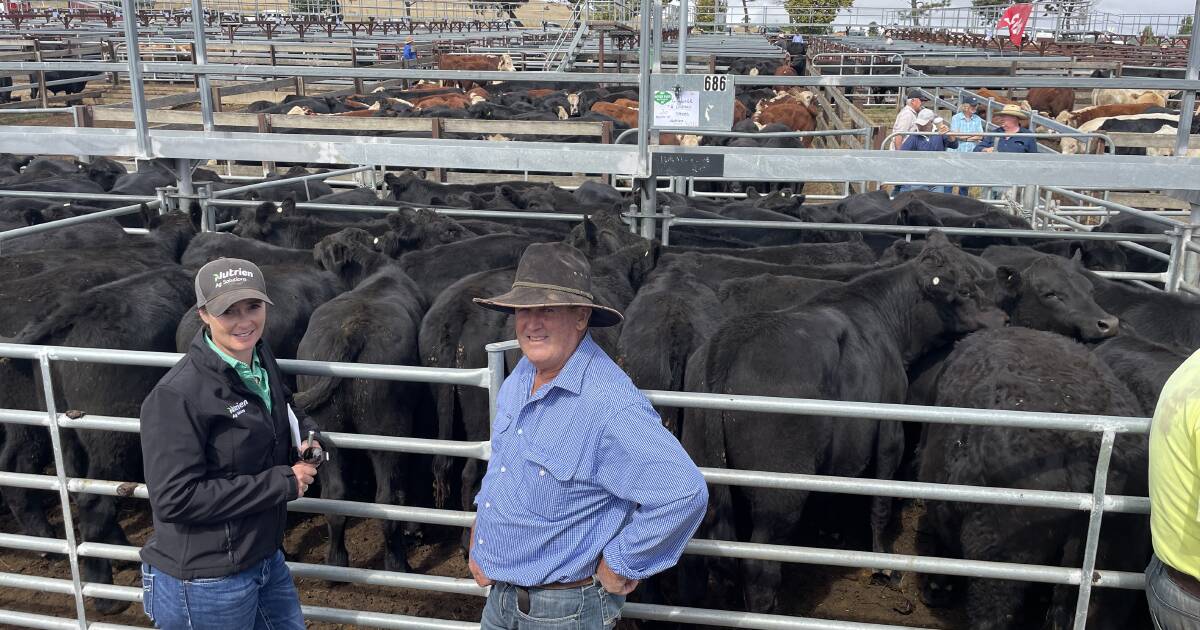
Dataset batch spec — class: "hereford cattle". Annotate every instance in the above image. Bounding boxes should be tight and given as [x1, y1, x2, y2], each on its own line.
[436, 53, 516, 89]
[1093, 88, 1169, 107]
[678, 233, 1006, 613]
[772, 63, 797, 92]
[975, 88, 1031, 110]
[590, 101, 639, 128]
[412, 93, 472, 110]
[918, 327, 1147, 630]
[612, 97, 640, 110]
[752, 96, 819, 145]
[1056, 101, 1163, 126]
[1025, 87, 1074, 117]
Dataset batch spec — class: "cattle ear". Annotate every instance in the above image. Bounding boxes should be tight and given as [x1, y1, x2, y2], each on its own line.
[1069, 245, 1084, 265]
[384, 172, 399, 185]
[22, 207, 44, 226]
[141, 203, 161, 229]
[925, 230, 952, 248]
[583, 214, 599, 248]
[254, 201, 275, 223]
[280, 197, 296, 214]
[745, 186, 760, 198]
[996, 265, 1022, 295]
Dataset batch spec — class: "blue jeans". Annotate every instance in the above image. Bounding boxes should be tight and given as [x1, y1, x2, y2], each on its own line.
[1148, 554, 1200, 630]
[481, 579, 625, 629]
[141, 550, 304, 630]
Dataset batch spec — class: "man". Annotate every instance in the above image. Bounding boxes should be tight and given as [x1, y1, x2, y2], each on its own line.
[469, 242, 708, 629]
[1148, 348, 1200, 628]
[402, 36, 417, 61]
[897, 110, 958, 193]
[892, 90, 927, 150]
[973, 103, 1037, 154]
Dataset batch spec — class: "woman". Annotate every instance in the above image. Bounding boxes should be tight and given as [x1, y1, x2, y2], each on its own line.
[948, 99, 984, 195]
[139, 258, 321, 630]
[974, 103, 1038, 154]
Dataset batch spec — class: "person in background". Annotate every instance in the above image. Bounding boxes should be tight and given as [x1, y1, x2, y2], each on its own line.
[974, 103, 1037, 154]
[897, 110, 957, 193]
[402, 36, 417, 61]
[891, 91, 927, 150]
[948, 98, 985, 196]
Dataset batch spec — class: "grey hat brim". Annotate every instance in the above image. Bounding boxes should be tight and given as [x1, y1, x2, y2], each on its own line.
[473, 285, 623, 327]
[203, 288, 274, 317]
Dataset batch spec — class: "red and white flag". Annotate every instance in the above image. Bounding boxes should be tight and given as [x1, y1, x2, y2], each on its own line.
[996, 3, 1034, 47]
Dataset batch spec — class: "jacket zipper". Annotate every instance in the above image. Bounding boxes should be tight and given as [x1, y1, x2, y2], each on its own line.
[224, 522, 235, 564]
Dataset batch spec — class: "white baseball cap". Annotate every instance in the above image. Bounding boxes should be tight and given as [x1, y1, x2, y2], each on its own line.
[915, 109, 936, 125]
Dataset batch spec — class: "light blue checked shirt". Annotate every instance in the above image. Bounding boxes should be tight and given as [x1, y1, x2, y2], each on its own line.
[472, 333, 708, 587]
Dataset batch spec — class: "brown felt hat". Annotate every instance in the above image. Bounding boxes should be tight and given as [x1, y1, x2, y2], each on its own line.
[994, 103, 1030, 120]
[195, 258, 274, 316]
[473, 242, 623, 327]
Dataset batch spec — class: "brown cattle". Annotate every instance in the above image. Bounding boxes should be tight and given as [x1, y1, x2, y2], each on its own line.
[1026, 87, 1074, 117]
[412, 93, 472, 110]
[772, 64, 798, 92]
[753, 97, 819, 146]
[526, 88, 557, 99]
[612, 98, 640, 110]
[1056, 102, 1161, 127]
[466, 86, 490, 104]
[661, 133, 702, 146]
[590, 101, 639, 128]
[436, 53, 515, 89]
[734, 99, 749, 122]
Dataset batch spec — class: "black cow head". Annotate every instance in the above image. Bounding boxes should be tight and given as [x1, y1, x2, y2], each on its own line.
[233, 200, 281, 240]
[998, 253, 1118, 341]
[1073, 239, 1128, 272]
[314, 227, 383, 285]
[916, 231, 1008, 334]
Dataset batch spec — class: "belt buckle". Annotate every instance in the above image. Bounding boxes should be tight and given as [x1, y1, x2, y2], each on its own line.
[516, 586, 531, 615]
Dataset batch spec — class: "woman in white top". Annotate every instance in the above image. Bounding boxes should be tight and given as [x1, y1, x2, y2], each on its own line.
[948, 100, 985, 196]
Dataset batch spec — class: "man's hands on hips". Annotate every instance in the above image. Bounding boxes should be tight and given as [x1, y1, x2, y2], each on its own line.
[469, 554, 494, 587]
[597, 556, 638, 596]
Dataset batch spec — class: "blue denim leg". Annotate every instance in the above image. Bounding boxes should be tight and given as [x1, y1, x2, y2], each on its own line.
[253, 550, 305, 630]
[1147, 555, 1200, 630]
[142, 561, 259, 630]
[481, 580, 625, 630]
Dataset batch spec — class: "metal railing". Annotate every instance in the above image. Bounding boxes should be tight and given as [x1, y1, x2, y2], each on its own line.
[879, 130, 1117, 155]
[0, 335, 1155, 630]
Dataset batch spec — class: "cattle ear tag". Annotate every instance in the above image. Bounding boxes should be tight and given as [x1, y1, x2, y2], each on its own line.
[276, 207, 283, 213]
[932, 276, 941, 286]
[373, 237, 379, 245]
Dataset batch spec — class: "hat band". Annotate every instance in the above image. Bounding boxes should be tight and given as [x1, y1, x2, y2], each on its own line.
[511, 281, 593, 301]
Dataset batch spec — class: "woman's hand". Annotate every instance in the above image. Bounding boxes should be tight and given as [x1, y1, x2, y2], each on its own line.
[292, 461, 318, 496]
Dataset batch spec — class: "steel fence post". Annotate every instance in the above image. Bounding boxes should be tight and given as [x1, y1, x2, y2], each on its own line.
[1022, 184, 1038, 225]
[485, 344, 506, 430]
[175, 158, 193, 215]
[661, 207, 673, 246]
[1173, 0, 1199, 158]
[121, 0, 151, 157]
[37, 353, 89, 630]
[1166, 226, 1192, 294]
[155, 186, 172, 214]
[1187, 203, 1200, 289]
[191, 0, 214, 132]
[196, 182, 214, 232]
[1071, 429, 1116, 630]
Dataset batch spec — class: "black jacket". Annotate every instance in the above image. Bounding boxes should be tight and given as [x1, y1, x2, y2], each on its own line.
[139, 330, 319, 580]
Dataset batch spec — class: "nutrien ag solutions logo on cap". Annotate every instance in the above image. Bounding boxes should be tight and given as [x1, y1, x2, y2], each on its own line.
[213, 268, 254, 290]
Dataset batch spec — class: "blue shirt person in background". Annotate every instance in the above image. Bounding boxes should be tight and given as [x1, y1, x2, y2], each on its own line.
[402, 36, 417, 61]
[897, 109, 957, 193]
[948, 99, 985, 195]
[469, 242, 708, 630]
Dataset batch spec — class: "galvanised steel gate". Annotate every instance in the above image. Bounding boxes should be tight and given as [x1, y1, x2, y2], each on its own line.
[0, 338, 1150, 630]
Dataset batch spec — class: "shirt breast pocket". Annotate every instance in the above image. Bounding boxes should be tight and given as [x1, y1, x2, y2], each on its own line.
[519, 445, 581, 521]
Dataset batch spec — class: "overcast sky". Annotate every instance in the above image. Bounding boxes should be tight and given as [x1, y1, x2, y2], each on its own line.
[726, 0, 1196, 24]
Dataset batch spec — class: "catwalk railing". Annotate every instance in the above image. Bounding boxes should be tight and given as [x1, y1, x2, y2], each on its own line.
[0, 337, 1153, 630]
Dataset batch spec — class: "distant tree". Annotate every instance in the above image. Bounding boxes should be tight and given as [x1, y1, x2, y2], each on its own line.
[1141, 25, 1157, 44]
[901, 0, 950, 26]
[867, 19, 880, 35]
[972, 0, 1011, 24]
[1180, 15, 1193, 35]
[782, 0, 854, 34]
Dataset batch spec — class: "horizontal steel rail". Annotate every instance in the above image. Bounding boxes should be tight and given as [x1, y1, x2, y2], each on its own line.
[665, 216, 1173, 244]
[207, 198, 587, 222]
[210, 164, 374, 198]
[0, 189, 157, 203]
[2, 61, 1199, 90]
[1033, 208, 1174, 262]
[0, 72, 108, 95]
[0, 200, 158, 243]
[1044, 186, 1184, 229]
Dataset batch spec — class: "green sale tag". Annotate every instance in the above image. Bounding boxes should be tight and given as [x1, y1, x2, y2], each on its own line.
[653, 91, 672, 105]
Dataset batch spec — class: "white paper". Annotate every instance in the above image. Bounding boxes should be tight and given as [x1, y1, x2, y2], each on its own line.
[287, 404, 302, 449]
[653, 90, 700, 128]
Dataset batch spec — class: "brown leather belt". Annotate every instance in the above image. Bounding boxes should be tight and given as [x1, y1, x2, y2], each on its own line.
[514, 578, 593, 614]
[1165, 564, 1200, 599]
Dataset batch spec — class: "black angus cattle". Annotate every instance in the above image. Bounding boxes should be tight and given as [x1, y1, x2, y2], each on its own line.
[245, 166, 335, 202]
[1093, 332, 1190, 415]
[398, 232, 539, 304]
[233, 199, 392, 249]
[917, 327, 1147, 630]
[1, 209, 195, 277]
[1031, 238, 1128, 272]
[28, 70, 94, 103]
[175, 262, 345, 366]
[679, 232, 1006, 613]
[1093, 212, 1171, 273]
[981, 247, 1119, 341]
[181, 231, 316, 268]
[716, 273, 843, 317]
[295, 228, 428, 572]
[4, 266, 195, 613]
[664, 240, 876, 266]
[1087, 272, 1200, 351]
[109, 159, 222, 198]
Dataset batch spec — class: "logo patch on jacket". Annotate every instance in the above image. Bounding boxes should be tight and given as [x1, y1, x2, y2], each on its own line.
[227, 400, 249, 418]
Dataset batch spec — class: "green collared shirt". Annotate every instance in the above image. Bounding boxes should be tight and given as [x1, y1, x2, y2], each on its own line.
[204, 333, 272, 414]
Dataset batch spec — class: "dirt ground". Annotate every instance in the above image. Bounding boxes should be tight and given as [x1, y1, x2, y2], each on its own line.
[0, 491, 967, 629]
